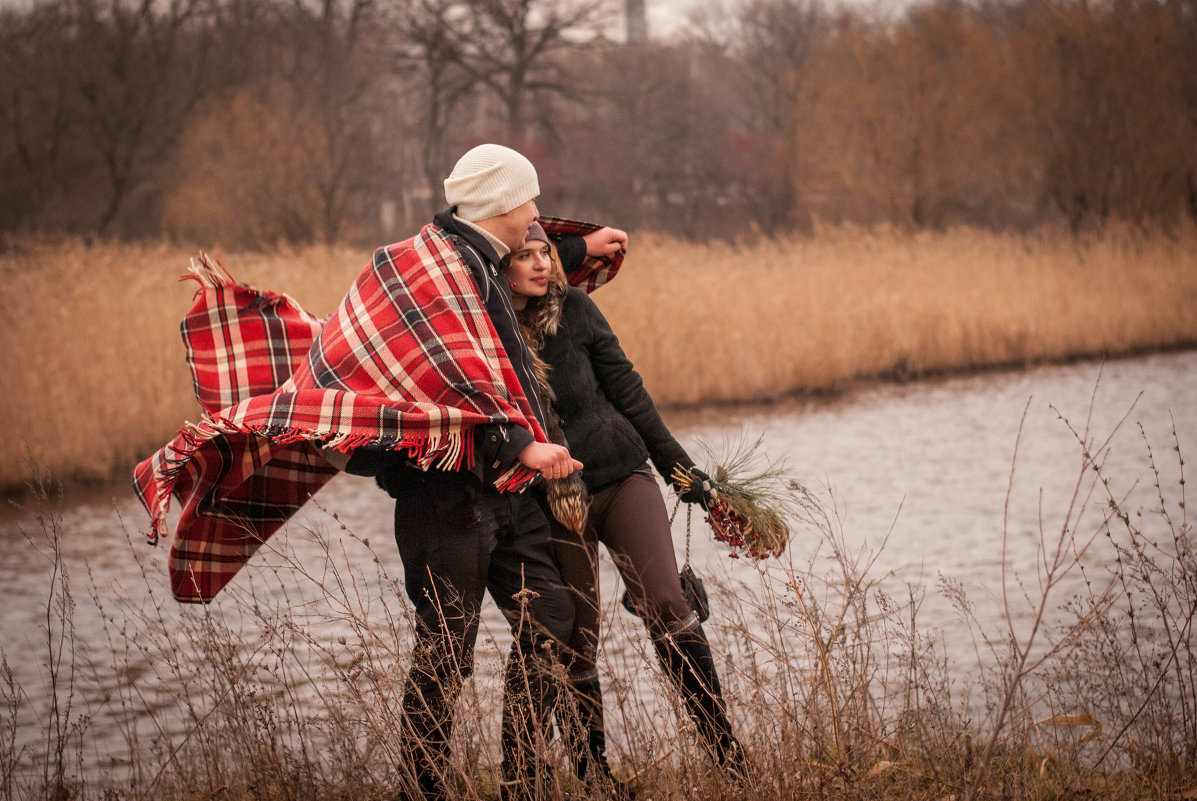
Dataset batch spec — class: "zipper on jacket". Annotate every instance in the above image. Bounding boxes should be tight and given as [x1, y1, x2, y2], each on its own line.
[454, 237, 548, 430]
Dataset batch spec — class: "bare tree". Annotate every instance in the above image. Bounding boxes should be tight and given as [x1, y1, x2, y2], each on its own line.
[374, 0, 610, 222]
[160, 0, 396, 245]
[276, 0, 391, 241]
[0, 5, 74, 234]
[383, 0, 484, 210]
[880, 1, 1036, 228]
[66, 0, 220, 235]
[546, 40, 752, 238]
[728, 0, 834, 231]
[1015, 0, 1197, 230]
[451, 0, 611, 144]
[0, 0, 218, 237]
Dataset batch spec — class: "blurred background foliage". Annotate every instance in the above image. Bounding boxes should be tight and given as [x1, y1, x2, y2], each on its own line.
[1, 0, 1194, 247]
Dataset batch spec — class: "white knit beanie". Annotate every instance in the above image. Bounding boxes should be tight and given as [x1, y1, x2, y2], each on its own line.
[444, 144, 540, 221]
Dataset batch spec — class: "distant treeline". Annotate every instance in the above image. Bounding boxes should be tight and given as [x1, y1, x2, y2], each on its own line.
[2, 0, 1195, 246]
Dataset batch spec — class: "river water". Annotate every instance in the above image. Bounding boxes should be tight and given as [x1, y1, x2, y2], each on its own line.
[3, 349, 1194, 782]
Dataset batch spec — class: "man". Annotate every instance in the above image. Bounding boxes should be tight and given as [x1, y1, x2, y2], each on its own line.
[134, 144, 623, 800]
[339, 144, 585, 800]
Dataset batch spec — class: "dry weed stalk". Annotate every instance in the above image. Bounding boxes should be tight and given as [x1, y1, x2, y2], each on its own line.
[1040, 412, 1195, 792]
[0, 457, 94, 801]
[0, 657, 21, 800]
[687, 377, 1195, 800]
[959, 384, 1134, 800]
[3, 400, 1195, 801]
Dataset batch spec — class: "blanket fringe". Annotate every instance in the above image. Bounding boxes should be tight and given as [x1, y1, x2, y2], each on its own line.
[494, 463, 538, 493]
[145, 507, 169, 547]
[180, 251, 236, 291]
[323, 431, 375, 451]
[145, 418, 484, 549]
[174, 416, 479, 468]
[413, 428, 472, 472]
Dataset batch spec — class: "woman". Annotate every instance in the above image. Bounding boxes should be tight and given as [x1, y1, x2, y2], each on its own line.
[504, 222, 745, 795]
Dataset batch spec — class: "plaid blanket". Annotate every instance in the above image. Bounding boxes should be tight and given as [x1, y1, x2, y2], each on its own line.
[134, 216, 621, 603]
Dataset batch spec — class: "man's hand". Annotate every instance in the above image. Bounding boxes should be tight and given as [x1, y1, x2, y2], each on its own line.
[518, 441, 583, 478]
[582, 227, 628, 257]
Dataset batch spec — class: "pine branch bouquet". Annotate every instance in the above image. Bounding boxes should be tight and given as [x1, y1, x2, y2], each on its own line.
[671, 433, 815, 560]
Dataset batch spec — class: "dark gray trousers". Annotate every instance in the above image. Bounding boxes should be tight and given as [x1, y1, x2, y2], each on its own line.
[388, 469, 574, 798]
[552, 470, 692, 673]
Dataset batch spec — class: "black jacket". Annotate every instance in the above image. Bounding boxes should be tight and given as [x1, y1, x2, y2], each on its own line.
[538, 286, 693, 494]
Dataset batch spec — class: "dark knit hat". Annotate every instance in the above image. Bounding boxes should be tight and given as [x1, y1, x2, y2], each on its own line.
[524, 221, 549, 245]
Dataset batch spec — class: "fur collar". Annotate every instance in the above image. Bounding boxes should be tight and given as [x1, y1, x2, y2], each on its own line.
[514, 246, 590, 534]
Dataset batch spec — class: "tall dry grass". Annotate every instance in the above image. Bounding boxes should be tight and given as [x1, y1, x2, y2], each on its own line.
[596, 223, 1197, 406]
[0, 240, 369, 490]
[2, 224, 1196, 489]
[2, 401, 1192, 800]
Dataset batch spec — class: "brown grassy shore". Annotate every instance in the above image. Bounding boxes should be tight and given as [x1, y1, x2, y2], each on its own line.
[6, 411, 1195, 801]
[1, 224, 1195, 490]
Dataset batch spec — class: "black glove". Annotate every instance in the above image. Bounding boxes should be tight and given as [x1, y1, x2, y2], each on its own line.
[677, 466, 716, 509]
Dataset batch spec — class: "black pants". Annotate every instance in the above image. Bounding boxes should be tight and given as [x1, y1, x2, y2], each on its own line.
[387, 468, 574, 796]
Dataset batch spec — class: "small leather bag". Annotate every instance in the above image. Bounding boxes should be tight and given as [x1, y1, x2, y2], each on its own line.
[679, 563, 710, 622]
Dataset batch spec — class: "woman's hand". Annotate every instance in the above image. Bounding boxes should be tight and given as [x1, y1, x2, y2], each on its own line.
[518, 441, 584, 478]
[582, 227, 628, 257]
[676, 466, 717, 509]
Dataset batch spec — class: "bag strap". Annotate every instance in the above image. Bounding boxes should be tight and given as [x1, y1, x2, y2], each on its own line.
[669, 498, 693, 572]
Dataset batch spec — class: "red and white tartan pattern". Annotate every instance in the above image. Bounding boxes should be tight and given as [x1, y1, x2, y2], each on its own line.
[133, 255, 338, 602]
[540, 216, 622, 292]
[134, 217, 622, 603]
[179, 255, 327, 414]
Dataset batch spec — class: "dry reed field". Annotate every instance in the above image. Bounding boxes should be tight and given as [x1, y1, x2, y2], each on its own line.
[596, 224, 1197, 406]
[1, 224, 1196, 490]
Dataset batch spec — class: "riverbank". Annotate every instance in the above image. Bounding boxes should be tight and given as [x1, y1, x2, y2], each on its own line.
[4, 345, 1195, 801]
[2, 223, 1195, 490]
[4, 356, 1194, 801]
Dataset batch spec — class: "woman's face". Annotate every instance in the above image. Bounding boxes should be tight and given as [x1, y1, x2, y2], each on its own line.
[503, 239, 552, 299]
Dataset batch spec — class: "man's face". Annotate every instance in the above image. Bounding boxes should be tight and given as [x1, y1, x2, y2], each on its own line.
[492, 199, 540, 251]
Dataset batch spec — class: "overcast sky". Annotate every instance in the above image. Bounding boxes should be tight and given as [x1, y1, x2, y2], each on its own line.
[647, 0, 909, 39]
[0, 0, 910, 39]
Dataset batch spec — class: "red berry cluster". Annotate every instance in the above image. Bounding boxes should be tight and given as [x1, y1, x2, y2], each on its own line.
[705, 499, 784, 560]
[701, 500, 753, 559]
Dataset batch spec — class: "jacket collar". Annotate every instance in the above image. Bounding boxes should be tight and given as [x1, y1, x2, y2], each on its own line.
[434, 207, 507, 262]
